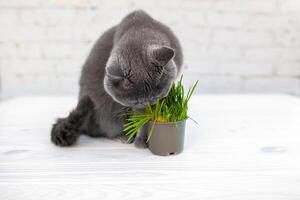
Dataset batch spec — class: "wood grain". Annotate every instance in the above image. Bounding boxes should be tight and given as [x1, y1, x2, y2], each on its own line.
[0, 95, 300, 200]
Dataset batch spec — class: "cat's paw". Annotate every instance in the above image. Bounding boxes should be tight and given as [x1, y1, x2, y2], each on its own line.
[134, 136, 148, 149]
[51, 118, 79, 146]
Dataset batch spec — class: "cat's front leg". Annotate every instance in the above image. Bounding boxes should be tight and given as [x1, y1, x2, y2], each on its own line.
[134, 123, 149, 149]
[51, 96, 94, 146]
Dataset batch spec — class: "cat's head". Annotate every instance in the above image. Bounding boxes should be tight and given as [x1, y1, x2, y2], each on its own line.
[104, 45, 177, 108]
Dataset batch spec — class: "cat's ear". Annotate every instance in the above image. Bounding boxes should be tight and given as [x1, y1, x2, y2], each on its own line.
[151, 46, 175, 66]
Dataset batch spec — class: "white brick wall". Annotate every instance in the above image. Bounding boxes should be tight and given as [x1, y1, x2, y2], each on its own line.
[0, 0, 300, 98]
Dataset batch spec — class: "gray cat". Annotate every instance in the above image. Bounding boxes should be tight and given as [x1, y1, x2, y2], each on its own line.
[51, 10, 183, 148]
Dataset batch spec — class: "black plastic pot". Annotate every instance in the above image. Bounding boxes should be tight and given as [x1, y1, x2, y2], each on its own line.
[147, 120, 186, 156]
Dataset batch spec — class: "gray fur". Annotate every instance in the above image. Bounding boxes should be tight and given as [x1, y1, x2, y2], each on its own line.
[51, 10, 183, 147]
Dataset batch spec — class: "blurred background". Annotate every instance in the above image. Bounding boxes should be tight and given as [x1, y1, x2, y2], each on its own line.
[0, 0, 300, 99]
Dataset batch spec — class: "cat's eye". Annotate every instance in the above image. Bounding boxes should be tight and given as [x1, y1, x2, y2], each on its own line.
[123, 68, 132, 78]
[122, 78, 133, 89]
[151, 62, 163, 73]
[156, 66, 163, 73]
[155, 65, 163, 73]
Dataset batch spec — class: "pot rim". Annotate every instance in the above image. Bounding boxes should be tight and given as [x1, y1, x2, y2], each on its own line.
[148, 120, 186, 125]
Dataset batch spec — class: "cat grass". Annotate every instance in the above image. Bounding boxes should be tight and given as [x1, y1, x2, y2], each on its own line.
[123, 76, 198, 142]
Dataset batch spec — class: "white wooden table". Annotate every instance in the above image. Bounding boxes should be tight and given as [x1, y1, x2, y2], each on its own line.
[0, 95, 300, 200]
